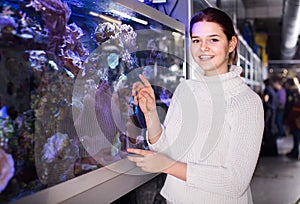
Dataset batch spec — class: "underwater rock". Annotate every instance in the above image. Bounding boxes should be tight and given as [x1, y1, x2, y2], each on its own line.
[0, 15, 17, 35]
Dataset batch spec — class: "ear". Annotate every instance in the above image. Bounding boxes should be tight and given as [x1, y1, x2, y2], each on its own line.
[229, 36, 237, 53]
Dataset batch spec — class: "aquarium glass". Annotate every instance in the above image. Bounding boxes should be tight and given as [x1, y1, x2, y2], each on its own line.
[0, 0, 185, 202]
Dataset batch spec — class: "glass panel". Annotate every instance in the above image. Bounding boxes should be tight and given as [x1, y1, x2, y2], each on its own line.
[0, 0, 185, 202]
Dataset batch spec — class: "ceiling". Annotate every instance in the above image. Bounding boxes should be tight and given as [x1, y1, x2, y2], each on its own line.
[241, 0, 300, 69]
[242, 0, 284, 60]
[242, 0, 283, 9]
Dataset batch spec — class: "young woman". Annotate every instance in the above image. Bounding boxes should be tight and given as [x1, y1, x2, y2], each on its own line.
[128, 7, 264, 203]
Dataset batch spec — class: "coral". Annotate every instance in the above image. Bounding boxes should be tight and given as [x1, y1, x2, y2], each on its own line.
[38, 131, 78, 185]
[27, 50, 47, 72]
[0, 148, 14, 193]
[94, 22, 119, 45]
[42, 132, 68, 163]
[94, 22, 137, 68]
[59, 22, 89, 75]
[26, 0, 71, 55]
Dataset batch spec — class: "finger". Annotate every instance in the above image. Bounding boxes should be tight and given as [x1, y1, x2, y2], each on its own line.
[138, 95, 146, 105]
[132, 83, 142, 105]
[136, 161, 145, 168]
[132, 82, 144, 92]
[132, 82, 144, 96]
[127, 148, 153, 156]
[139, 91, 155, 104]
[134, 96, 139, 105]
[139, 74, 151, 87]
[127, 155, 144, 163]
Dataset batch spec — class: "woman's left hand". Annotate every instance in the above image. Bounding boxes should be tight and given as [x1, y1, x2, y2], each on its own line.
[127, 148, 174, 173]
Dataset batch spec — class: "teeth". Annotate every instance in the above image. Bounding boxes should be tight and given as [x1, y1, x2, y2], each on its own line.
[199, 55, 212, 59]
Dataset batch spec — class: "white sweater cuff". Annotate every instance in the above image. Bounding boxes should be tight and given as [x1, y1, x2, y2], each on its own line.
[146, 124, 166, 151]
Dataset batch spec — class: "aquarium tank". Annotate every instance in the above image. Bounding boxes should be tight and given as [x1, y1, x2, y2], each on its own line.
[0, 0, 186, 202]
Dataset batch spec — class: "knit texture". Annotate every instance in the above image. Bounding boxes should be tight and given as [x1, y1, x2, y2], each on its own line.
[147, 65, 264, 204]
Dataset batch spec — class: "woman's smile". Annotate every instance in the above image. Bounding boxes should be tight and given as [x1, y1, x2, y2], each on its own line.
[198, 55, 214, 60]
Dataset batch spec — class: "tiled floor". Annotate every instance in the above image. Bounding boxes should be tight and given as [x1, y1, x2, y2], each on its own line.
[251, 136, 300, 204]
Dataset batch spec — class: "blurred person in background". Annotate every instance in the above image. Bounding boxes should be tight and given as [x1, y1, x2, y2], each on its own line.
[261, 78, 278, 156]
[285, 93, 300, 160]
[273, 79, 287, 138]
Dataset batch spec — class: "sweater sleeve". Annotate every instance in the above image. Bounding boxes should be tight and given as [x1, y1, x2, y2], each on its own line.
[186, 91, 264, 198]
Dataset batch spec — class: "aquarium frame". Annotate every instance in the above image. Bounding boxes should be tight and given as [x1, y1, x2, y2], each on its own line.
[11, 0, 186, 203]
[13, 159, 157, 203]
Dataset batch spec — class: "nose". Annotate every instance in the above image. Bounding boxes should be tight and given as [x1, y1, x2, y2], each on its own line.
[200, 41, 208, 51]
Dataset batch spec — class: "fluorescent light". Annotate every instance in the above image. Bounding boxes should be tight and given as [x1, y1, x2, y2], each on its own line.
[89, 11, 122, 24]
[152, 0, 167, 3]
[111, 9, 148, 25]
[131, 16, 148, 25]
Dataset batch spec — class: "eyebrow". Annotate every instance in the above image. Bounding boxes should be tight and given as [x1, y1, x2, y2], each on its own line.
[191, 34, 220, 38]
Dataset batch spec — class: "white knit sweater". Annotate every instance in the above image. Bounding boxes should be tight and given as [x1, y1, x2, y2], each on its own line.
[147, 65, 264, 204]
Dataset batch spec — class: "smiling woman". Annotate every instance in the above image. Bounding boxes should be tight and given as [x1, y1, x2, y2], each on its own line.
[128, 7, 264, 204]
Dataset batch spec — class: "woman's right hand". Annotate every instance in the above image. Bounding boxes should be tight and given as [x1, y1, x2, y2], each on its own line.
[132, 74, 156, 115]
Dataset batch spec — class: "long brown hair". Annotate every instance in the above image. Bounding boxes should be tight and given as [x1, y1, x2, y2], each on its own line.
[190, 7, 238, 65]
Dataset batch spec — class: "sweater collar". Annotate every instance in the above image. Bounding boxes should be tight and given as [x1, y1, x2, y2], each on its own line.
[203, 65, 243, 81]
[196, 65, 247, 97]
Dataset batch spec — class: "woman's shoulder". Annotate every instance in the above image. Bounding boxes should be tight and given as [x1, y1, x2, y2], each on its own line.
[231, 86, 263, 109]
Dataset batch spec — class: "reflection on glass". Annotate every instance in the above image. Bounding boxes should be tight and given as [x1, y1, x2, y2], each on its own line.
[0, 0, 185, 202]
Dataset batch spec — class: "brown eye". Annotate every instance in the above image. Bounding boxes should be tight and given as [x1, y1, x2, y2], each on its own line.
[210, 38, 219, 43]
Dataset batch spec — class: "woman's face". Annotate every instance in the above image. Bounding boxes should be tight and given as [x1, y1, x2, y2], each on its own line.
[190, 21, 237, 76]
